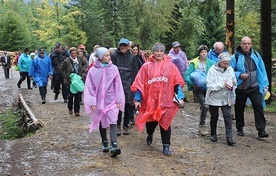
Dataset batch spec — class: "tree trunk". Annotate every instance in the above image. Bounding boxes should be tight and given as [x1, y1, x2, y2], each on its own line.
[226, 0, 235, 54]
[260, 0, 272, 97]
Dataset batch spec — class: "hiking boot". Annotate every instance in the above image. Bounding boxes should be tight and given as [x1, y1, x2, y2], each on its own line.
[123, 127, 129, 135]
[163, 144, 171, 156]
[69, 110, 73, 114]
[198, 125, 209, 136]
[258, 130, 269, 138]
[236, 129, 244, 136]
[117, 126, 121, 136]
[17, 83, 21, 88]
[227, 137, 236, 146]
[42, 100, 46, 104]
[102, 140, 109, 152]
[210, 135, 217, 142]
[75, 112, 80, 116]
[54, 94, 58, 100]
[110, 142, 121, 157]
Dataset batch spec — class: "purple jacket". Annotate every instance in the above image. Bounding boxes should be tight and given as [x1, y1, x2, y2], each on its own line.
[168, 49, 188, 76]
[84, 59, 125, 132]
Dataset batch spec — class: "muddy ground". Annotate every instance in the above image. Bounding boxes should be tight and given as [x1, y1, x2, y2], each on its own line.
[0, 67, 275, 176]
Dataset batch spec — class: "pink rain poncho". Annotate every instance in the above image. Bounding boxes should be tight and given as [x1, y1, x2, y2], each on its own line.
[84, 60, 125, 132]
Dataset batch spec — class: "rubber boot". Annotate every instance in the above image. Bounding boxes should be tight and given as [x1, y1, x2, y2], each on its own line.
[163, 144, 171, 156]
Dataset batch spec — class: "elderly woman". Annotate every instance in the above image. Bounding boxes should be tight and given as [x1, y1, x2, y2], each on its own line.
[205, 52, 236, 146]
[131, 43, 184, 156]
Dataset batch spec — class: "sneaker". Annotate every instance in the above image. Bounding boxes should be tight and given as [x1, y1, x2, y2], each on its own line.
[123, 127, 129, 135]
[69, 110, 73, 114]
[117, 126, 121, 136]
[110, 142, 121, 157]
[258, 130, 269, 138]
[236, 129, 244, 136]
[54, 94, 58, 100]
[198, 125, 209, 136]
[102, 140, 109, 152]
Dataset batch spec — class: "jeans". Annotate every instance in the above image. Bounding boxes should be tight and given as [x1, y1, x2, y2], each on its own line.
[193, 89, 208, 125]
[235, 86, 266, 131]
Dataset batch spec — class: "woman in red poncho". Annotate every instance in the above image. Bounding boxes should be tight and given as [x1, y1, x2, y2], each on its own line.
[131, 43, 185, 156]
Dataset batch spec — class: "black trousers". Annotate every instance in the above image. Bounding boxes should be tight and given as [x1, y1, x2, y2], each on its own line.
[53, 73, 68, 100]
[209, 105, 232, 138]
[146, 121, 171, 145]
[117, 103, 134, 128]
[39, 86, 47, 100]
[68, 90, 81, 113]
[18, 72, 31, 88]
[235, 87, 267, 131]
[3, 68, 9, 78]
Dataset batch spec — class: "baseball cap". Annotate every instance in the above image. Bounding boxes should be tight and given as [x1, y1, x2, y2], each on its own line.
[172, 41, 181, 48]
[118, 38, 130, 45]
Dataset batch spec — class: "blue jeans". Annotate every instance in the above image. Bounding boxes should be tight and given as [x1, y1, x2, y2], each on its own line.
[193, 89, 208, 125]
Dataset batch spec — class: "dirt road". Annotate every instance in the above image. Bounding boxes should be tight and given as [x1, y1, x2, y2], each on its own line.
[0, 67, 275, 176]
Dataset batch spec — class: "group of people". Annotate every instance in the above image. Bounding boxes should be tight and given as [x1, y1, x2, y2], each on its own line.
[0, 35, 270, 158]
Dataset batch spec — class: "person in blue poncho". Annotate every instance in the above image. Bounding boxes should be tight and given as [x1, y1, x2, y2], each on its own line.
[29, 48, 53, 104]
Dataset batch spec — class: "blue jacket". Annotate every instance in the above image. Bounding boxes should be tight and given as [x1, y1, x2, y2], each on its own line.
[18, 53, 32, 72]
[230, 47, 269, 94]
[207, 49, 228, 63]
[28, 53, 53, 87]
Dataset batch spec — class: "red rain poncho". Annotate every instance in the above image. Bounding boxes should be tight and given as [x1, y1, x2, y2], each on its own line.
[131, 55, 184, 132]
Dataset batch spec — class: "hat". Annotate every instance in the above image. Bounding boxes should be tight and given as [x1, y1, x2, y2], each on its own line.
[172, 41, 181, 48]
[198, 45, 209, 54]
[55, 42, 61, 49]
[30, 53, 35, 56]
[23, 48, 30, 52]
[78, 44, 85, 49]
[118, 38, 130, 45]
[152, 43, 165, 52]
[218, 52, 231, 62]
[38, 47, 45, 53]
[95, 47, 109, 60]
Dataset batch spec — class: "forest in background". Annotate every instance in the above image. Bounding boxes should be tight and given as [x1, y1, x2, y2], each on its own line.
[0, 0, 276, 60]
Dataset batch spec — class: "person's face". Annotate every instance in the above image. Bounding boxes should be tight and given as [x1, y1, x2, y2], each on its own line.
[132, 47, 139, 56]
[215, 46, 224, 55]
[153, 50, 164, 61]
[56, 46, 62, 53]
[100, 51, 111, 64]
[119, 44, 129, 54]
[199, 50, 208, 59]
[218, 60, 230, 69]
[173, 46, 181, 54]
[39, 52, 44, 58]
[70, 50, 77, 59]
[78, 52, 83, 58]
[240, 38, 252, 53]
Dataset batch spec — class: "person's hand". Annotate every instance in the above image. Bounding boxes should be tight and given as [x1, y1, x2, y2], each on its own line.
[91, 106, 96, 111]
[240, 73, 249, 80]
[263, 87, 269, 94]
[135, 101, 141, 109]
[225, 82, 233, 90]
[117, 103, 121, 108]
[179, 100, 184, 107]
[49, 75, 53, 80]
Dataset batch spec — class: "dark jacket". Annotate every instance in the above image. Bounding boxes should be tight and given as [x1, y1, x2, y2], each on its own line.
[111, 49, 138, 104]
[50, 50, 69, 73]
[1, 54, 11, 69]
[59, 57, 87, 86]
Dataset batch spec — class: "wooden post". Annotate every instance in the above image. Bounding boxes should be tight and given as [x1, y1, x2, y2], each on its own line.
[226, 0, 235, 54]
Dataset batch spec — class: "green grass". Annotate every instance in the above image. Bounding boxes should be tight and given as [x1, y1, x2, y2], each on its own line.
[0, 108, 25, 139]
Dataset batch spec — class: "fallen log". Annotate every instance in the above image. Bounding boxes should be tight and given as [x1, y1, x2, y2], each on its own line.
[19, 93, 46, 129]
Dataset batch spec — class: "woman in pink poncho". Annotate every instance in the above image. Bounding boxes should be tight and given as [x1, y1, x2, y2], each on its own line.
[84, 47, 125, 157]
